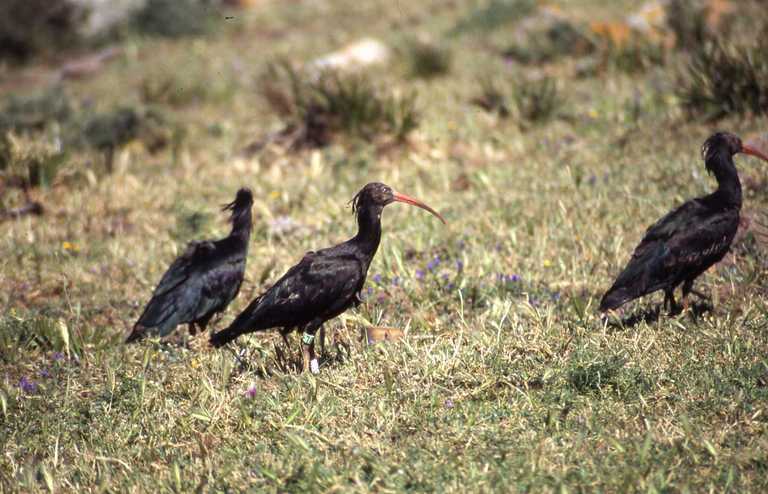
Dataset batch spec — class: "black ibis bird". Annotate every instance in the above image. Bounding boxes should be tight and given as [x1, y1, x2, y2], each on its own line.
[600, 132, 768, 314]
[210, 182, 445, 373]
[126, 188, 254, 342]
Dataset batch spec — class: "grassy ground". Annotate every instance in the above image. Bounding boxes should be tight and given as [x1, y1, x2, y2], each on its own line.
[2, 0, 768, 492]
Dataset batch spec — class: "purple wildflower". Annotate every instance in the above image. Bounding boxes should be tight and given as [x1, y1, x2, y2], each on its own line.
[441, 273, 449, 281]
[444, 398, 455, 409]
[372, 274, 383, 284]
[415, 269, 425, 280]
[391, 276, 400, 287]
[446, 283, 455, 291]
[245, 384, 257, 399]
[455, 260, 464, 272]
[426, 256, 441, 271]
[52, 352, 64, 362]
[39, 369, 51, 379]
[508, 274, 520, 283]
[18, 376, 37, 394]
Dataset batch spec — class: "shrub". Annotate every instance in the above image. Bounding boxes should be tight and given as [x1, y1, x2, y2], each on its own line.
[504, 20, 594, 64]
[666, 0, 719, 51]
[449, 0, 536, 36]
[678, 33, 768, 121]
[405, 40, 452, 79]
[82, 106, 178, 172]
[0, 87, 74, 134]
[0, 0, 86, 63]
[512, 77, 562, 125]
[471, 78, 510, 118]
[131, 0, 219, 38]
[472, 76, 563, 126]
[259, 62, 419, 149]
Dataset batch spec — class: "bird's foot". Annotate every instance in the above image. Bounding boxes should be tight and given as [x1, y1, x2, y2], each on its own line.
[301, 332, 318, 374]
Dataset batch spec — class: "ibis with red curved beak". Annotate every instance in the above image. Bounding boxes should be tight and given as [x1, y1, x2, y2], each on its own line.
[600, 132, 768, 314]
[210, 182, 446, 373]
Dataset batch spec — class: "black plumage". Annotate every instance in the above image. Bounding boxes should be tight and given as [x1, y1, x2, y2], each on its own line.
[126, 188, 254, 342]
[600, 132, 768, 314]
[210, 182, 445, 373]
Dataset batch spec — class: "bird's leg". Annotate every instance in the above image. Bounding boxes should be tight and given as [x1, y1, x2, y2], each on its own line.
[188, 322, 198, 337]
[663, 289, 678, 315]
[318, 326, 326, 358]
[301, 321, 322, 374]
[280, 328, 292, 350]
[681, 280, 694, 313]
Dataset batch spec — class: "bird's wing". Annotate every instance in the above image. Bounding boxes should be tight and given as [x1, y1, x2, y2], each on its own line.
[600, 199, 735, 311]
[633, 199, 708, 257]
[665, 210, 737, 268]
[218, 251, 364, 337]
[128, 241, 227, 340]
[193, 256, 247, 318]
[149, 241, 217, 298]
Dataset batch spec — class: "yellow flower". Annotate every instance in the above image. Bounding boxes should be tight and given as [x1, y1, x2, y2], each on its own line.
[269, 191, 280, 199]
[62, 241, 80, 252]
[543, 259, 552, 268]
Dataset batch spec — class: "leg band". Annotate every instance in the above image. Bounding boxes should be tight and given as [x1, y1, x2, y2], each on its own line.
[302, 332, 315, 345]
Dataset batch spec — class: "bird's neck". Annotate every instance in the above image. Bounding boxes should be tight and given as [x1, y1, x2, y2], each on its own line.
[708, 153, 742, 207]
[229, 209, 253, 245]
[352, 206, 383, 256]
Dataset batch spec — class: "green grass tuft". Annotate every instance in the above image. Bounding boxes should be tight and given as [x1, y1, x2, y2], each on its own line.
[259, 62, 419, 148]
[405, 40, 452, 79]
[678, 35, 768, 121]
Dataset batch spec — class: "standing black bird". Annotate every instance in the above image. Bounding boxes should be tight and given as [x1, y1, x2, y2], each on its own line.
[210, 182, 445, 373]
[126, 188, 254, 342]
[600, 132, 768, 314]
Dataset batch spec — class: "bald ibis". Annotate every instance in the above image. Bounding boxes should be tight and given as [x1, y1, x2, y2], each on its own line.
[210, 182, 445, 373]
[126, 188, 254, 342]
[600, 132, 768, 314]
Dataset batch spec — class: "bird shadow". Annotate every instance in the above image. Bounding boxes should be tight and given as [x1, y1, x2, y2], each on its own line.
[606, 301, 713, 331]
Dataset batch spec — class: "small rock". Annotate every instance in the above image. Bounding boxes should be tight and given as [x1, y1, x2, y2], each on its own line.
[309, 38, 390, 74]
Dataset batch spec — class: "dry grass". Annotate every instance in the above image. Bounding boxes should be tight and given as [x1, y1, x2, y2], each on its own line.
[1, 0, 768, 492]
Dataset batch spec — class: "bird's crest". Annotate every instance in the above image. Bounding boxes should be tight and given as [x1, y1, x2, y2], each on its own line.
[222, 188, 254, 221]
[349, 188, 363, 215]
[701, 132, 740, 175]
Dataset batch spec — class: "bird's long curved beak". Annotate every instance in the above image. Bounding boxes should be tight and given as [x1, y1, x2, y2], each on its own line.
[392, 191, 446, 224]
[742, 143, 768, 163]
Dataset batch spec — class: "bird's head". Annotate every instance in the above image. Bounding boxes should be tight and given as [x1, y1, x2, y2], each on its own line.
[222, 187, 254, 222]
[702, 132, 768, 173]
[350, 182, 446, 224]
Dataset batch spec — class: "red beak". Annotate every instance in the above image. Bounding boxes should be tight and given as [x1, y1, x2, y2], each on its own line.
[392, 191, 446, 224]
[742, 143, 768, 163]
